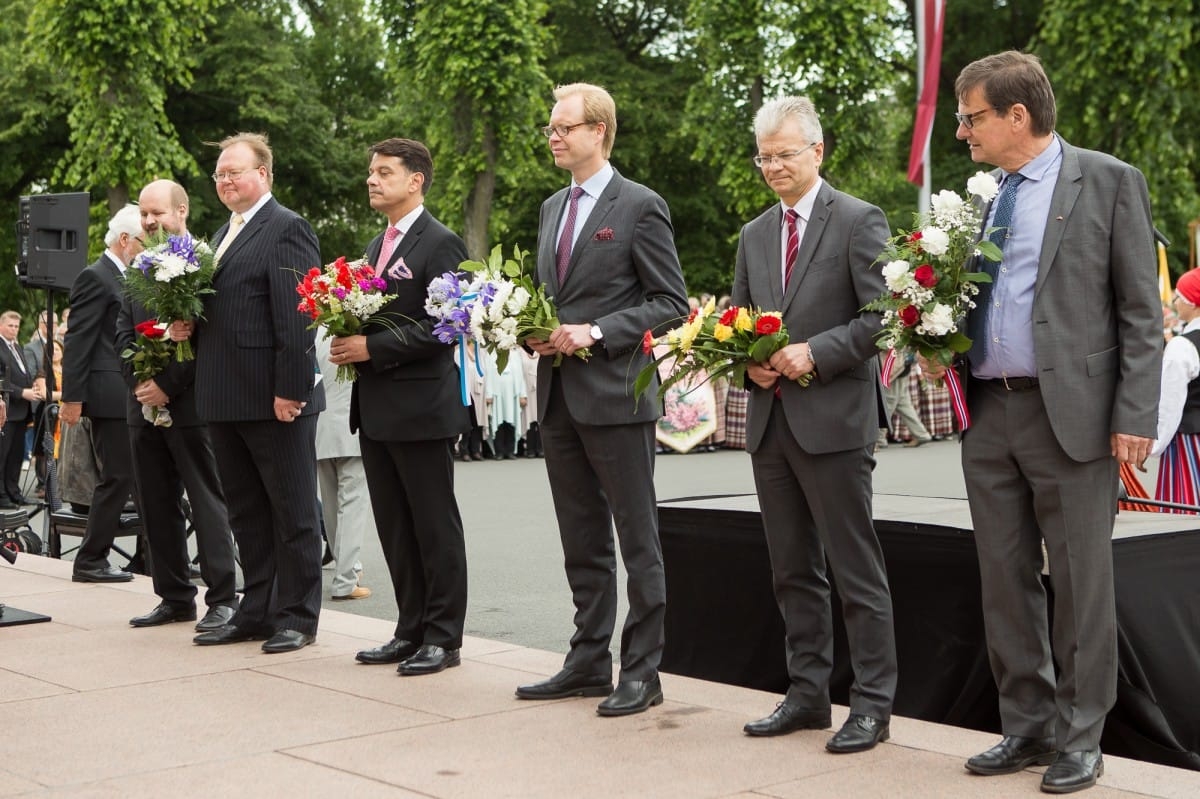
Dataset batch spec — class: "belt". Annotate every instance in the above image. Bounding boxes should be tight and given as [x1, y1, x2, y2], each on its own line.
[978, 376, 1040, 391]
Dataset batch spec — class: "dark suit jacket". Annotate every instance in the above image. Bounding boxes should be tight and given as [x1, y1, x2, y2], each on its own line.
[62, 255, 129, 420]
[0, 337, 34, 423]
[193, 197, 325, 421]
[732, 181, 889, 454]
[534, 170, 689, 426]
[965, 139, 1161, 462]
[115, 295, 202, 427]
[349, 209, 468, 442]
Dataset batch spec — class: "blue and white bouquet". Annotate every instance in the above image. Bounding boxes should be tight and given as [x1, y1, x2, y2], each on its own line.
[125, 232, 218, 361]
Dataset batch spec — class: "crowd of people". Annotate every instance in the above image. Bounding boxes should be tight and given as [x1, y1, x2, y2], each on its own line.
[0, 51, 1177, 795]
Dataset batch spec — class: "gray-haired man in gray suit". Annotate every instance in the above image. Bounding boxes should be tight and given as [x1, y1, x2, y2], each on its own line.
[732, 96, 896, 754]
[932, 51, 1161, 794]
[515, 82, 688, 716]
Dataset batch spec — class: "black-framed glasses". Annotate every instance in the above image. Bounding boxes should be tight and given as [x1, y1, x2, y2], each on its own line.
[954, 107, 998, 129]
[752, 142, 818, 168]
[211, 166, 261, 183]
[541, 122, 593, 139]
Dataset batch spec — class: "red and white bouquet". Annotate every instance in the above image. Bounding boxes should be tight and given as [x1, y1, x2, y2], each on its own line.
[296, 256, 396, 382]
[119, 318, 174, 426]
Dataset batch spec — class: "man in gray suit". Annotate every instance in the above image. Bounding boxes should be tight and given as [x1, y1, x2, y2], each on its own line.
[731, 96, 896, 753]
[936, 52, 1161, 793]
[515, 83, 688, 716]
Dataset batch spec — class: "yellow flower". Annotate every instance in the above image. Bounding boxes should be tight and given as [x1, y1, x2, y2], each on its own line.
[679, 319, 703, 352]
[701, 296, 716, 318]
[713, 323, 733, 342]
[734, 307, 753, 332]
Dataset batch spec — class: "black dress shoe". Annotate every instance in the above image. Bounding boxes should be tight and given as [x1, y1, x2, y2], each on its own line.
[194, 605, 237, 632]
[966, 735, 1056, 775]
[597, 675, 663, 716]
[397, 644, 460, 675]
[193, 624, 264, 646]
[129, 602, 197, 627]
[515, 668, 613, 700]
[826, 713, 890, 753]
[356, 637, 420, 664]
[744, 702, 832, 736]
[1041, 749, 1103, 794]
[72, 565, 134, 583]
[262, 629, 316, 653]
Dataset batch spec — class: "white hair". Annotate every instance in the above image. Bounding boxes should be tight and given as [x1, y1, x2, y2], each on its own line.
[753, 96, 823, 144]
[104, 204, 142, 246]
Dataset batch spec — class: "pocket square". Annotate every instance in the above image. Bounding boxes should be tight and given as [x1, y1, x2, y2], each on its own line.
[594, 227, 615, 241]
[388, 257, 413, 280]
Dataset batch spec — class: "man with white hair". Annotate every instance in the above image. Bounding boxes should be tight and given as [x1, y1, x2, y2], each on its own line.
[61, 204, 144, 582]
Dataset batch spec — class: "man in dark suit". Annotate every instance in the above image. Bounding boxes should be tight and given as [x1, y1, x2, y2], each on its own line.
[932, 52, 1161, 793]
[60, 205, 143, 583]
[182, 132, 326, 654]
[119, 179, 239, 633]
[0, 310, 39, 508]
[330, 138, 469, 675]
[731, 96, 896, 754]
[23, 310, 55, 499]
[516, 83, 688, 716]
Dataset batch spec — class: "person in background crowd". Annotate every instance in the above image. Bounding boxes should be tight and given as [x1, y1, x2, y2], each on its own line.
[1152, 268, 1200, 512]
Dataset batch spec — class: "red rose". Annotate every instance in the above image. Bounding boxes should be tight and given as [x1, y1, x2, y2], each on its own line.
[899, 305, 921, 327]
[642, 329, 655, 355]
[686, 308, 698, 324]
[718, 306, 738, 326]
[755, 314, 782, 335]
[913, 264, 937, 288]
[907, 231, 923, 243]
[135, 319, 166, 339]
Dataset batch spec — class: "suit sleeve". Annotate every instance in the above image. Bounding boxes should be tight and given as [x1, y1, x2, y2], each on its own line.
[115, 293, 136, 389]
[269, 214, 322, 401]
[61, 268, 104, 404]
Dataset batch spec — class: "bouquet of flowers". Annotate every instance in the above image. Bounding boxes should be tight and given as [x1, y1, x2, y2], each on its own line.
[296, 255, 396, 382]
[125, 232, 218, 362]
[119, 319, 174, 427]
[863, 171, 1003, 368]
[634, 299, 805, 405]
[425, 244, 589, 374]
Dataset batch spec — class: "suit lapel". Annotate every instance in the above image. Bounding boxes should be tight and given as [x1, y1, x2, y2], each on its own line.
[1035, 142, 1081, 297]
[557, 171, 623, 292]
[213, 198, 276, 280]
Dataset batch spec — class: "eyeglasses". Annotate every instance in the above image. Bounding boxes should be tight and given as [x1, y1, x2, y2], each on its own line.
[752, 142, 818, 168]
[211, 166, 261, 183]
[954, 107, 997, 129]
[541, 122, 593, 139]
[1174, 292, 1195, 306]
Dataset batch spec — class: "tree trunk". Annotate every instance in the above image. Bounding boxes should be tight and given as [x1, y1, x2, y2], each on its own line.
[462, 124, 497, 260]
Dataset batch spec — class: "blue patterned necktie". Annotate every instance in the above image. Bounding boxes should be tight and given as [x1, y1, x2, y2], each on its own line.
[970, 172, 1026, 360]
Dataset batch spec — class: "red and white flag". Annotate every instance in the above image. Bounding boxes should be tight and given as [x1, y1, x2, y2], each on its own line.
[907, 0, 945, 186]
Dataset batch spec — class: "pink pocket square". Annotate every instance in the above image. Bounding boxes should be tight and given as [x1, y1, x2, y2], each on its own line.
[594, 227, 615, 241]
[388, 257, 413, 280]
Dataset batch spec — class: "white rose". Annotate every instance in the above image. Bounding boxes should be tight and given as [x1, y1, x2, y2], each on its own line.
[930, 190, 965, 220]
[967, 171, 999, 202]
[882, 260, 912, 292]
[919, 226, 950, 257]
[921, 303, 956, 336]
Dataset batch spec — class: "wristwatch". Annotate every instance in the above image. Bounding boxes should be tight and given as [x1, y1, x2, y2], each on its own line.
[589, 324, 604, 344]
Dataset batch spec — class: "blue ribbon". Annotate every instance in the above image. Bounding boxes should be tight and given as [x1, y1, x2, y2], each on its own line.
[456, 292, 484, 405]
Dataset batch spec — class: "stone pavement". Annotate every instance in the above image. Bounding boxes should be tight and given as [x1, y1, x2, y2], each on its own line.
[3, 553, 1198, 798]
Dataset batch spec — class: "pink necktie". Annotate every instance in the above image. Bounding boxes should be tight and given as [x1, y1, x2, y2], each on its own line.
[556, 187, 585, 284]
[783, 209, 800, 289]
[378, 226, 400, 269]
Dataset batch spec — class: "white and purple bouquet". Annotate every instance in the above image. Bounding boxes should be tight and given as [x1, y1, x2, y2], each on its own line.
[125, 232, 218, 361]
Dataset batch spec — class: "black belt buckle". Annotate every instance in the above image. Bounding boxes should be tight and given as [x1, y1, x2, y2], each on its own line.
[1001, 376, 1039, 391]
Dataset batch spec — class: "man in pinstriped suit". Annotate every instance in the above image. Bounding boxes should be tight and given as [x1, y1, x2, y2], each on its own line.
[181, 132, 327, 654]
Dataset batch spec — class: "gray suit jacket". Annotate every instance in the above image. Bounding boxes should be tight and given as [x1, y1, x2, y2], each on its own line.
[966, 139, 1161, 462]
[732, 181, 889, 454]
[535, 170, 689, 426]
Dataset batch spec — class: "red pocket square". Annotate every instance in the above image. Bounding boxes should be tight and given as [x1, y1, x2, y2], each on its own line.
[594, 227, 615, 241]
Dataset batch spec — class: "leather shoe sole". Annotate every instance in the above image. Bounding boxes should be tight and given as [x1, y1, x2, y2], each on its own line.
[130, 604, 197, 627]
[516, 669, 613, 700]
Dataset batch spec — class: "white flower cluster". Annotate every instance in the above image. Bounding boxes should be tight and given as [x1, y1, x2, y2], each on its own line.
[151, 253, 200, 282]
[469, 268, 534, 353]
[343, 291, 389, 320]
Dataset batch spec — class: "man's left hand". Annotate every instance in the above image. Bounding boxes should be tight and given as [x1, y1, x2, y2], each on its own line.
[768, 342, 815, 382]
[330, 335, 369, 365]
[134, 380, 169, 407]
[1112, 433, 1153, 467]
[548, 323, 594, 357]
[274, 397, 306, 423]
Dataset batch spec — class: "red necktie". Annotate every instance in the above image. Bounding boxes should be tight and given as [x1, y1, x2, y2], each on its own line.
[556, 187, 586, 284]
[378, 226, 400, 269]
[783, 208, 800, 289]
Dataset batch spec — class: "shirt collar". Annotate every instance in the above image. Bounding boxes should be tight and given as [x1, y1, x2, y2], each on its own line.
[780, 177, 823, 223]
[103, 249, 126, 276]
[573, 162, 615, 200]
[391, 204, 425, 236]
[1006, 135, 1062, 184]
[236, 192, 273, 225]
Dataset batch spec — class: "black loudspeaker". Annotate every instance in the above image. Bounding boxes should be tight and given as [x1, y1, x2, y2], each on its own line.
[16, 192, 90, 289]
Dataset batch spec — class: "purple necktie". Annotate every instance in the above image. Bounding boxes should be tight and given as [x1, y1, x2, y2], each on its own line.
[378, 226, 400, 270]
[556, 186, 586, 285]
[783, 208, 800, 289]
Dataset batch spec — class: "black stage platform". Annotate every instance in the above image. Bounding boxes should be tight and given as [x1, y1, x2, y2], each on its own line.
[658, 493, 1200, 771]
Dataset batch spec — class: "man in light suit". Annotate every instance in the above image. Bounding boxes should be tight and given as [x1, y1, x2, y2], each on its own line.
[183, 133, 326, 654]
[516, 83, 689, 716]
[119, 180, 239, 633]
[61, 206, 144, 582]
[731, 96, 896, 753]
[0, 310, 39, 508]
[935, 52, 1161, 793]
[331, 137, 469, 675]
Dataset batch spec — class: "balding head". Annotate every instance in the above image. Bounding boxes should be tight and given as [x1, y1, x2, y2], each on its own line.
[138, 179, 189, 236]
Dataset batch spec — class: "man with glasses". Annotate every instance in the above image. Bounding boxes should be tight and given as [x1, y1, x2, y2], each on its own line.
[516, 83, 688, 716]
[61, 205, 144, 582]
[178, 133, 326, 654]
[928, 51, 1160, 793]
[731, 95, 895, 754]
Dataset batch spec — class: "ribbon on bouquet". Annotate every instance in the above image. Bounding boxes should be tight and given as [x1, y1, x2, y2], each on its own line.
[456, 292, 484, 406]
[880, 348, 972, 431]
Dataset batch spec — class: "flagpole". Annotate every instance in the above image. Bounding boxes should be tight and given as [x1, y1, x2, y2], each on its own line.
[916, 0, 931, 216]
